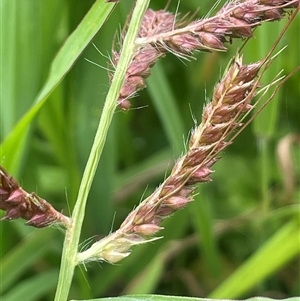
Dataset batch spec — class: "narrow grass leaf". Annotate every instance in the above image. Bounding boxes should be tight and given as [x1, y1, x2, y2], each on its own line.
[249, 23, 284, 139]
[1, 269, 58, 301]
[1, 228, 55, 292]
[122, 251, 166, 294]
[148, 62, 186, 155]
[70, 296, 300, 301]
[0, 0, 116, 172]
[191, 191, 220, 277]
[209, 220, 300, 298]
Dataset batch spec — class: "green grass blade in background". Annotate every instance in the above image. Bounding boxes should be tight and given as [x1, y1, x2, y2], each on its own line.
[250, 24, 284, 138]
[1, 269, 58, 301]
[0, 0, 116, 172]
[1, 0, 64, 138]
[247, 23, 283, 214]
[148, 62, 186, 155]
[122, 251, 166, 294]
[37, 87, 81, 205]
[244, 18, 299, 213]
[209, 219, 300, 298]
[0, 0, 68, 176]
[0, 228, 55, 293]
[0, 0, 17, 137]
[190, 190, 220, 277]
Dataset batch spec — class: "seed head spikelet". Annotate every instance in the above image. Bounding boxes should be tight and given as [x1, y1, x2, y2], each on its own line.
[77, 51, 273, 264]
[0, 166, 71, 228]
[110, 0, 299, 109]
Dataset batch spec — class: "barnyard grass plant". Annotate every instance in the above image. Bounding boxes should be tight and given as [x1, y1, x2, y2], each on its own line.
[0, 1, 299, 301]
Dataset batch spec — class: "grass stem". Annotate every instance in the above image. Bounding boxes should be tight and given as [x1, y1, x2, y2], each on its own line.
[53, 1, 150, 300]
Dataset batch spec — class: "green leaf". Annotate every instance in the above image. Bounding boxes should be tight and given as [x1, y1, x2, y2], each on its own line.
[122, 252, 166, 294]
[0, 228, 55, 292]
[70, 295, 300, 301]
[209, 219, 300, 298]
[148, 62, 186, 155]
[1, 269, 58, 301]
[0, 0, 116, 173]
[191, 190, 220, 277]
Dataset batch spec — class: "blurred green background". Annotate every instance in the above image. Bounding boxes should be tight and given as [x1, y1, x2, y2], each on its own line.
[0, 0, 299, 300]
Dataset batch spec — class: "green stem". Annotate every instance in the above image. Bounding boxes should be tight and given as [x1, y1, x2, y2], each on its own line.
[53, 1, 150, 300]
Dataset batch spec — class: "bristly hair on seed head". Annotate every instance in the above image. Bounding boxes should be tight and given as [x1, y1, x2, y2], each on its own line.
[78, 45, 293, 264]
[109, 0, 299, 110]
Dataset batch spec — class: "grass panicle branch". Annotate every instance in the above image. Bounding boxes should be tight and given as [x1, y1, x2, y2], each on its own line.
[0, 166, 71, 228]
[111, 0, 299, 110]
[77, 51, 274, 265]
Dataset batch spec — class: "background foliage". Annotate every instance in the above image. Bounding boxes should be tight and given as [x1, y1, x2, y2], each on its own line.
[0, 0, 299, 300]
